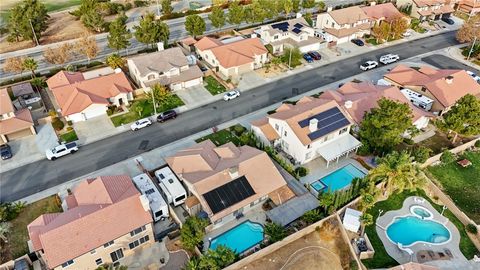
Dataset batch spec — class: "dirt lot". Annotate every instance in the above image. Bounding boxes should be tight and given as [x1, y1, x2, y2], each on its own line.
[235, 219, 355, 270]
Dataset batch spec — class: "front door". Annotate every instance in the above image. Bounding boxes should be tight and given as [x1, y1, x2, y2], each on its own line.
[118, 98, 124, 105]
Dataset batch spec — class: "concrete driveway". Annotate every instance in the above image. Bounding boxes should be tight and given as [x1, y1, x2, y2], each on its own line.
[237, 71, 267, 91]
[74, 115, 125, 145]
[175, 85, 218, 110]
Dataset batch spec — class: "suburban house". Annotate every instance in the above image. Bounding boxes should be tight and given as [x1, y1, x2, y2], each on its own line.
[46, 70, 134, 122]
[256, 17, 324, 54]
[166, 140, 295, 229]
[194, 37, 268, 78]
[127, 47, 203, 90]
[251, 98, 361, 167]
[320, 82, 431, 131]
[0, 88, 36, 143]
[27, 175, 154, 270]
[383, 65, 480, 115]
[456, 0, 480, 15]
[396, 0, 455, 21]
[315, 6, 371, 44]
[361, 2, 411, 25]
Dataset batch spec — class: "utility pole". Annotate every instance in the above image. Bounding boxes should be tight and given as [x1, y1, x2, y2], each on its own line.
[288, 48, 292, 70]
[29, 19, 39, 46]
[467, 36, 477, 61]
[156, 0, 160, 17]
[151, 88, 157, 115]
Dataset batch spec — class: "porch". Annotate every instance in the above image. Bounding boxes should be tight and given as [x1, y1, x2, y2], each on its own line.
[316, 134, 362, 167]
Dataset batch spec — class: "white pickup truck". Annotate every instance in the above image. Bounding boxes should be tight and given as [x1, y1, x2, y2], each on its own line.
[46, 142, 79, 160]
[379, 54, 400, 65]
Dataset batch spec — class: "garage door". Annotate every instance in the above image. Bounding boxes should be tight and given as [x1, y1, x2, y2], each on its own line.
[5, 128, 34, 141]
[299, 43, 321, 53]
[84, 109, 107, 120]
[184, 78, 201, 88]
[171, 83, 182, 91]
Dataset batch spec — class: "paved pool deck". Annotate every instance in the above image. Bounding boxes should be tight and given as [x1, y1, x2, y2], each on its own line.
[375, 196, 470, 269]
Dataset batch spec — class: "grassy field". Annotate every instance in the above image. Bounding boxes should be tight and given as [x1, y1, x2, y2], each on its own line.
[1, 0, 81, 25]
[428, 150, 480, 223]
[2, 196, 62, 262]
[362, 189, 478, 269]
[204, 76, 227, 95]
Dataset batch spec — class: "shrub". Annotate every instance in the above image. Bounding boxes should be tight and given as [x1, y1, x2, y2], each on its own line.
[124, 2, 132, 10]
[134, 0, 147, 7]
[302, 209, 322, 224]
[0, 201, 26, 222]
[264, 222, 287, 243]
[66, 127, 74, 132]
[233, 125, 246, 136]
[67, 120, 73, 126]
[48, 110, 57, 118]
[357, 144, 371, 156]
[51, 117, 65, 131]
[295, 166, 309, 177]
[403, 138, 414, 145]
[106, 109, 113, 116]
[440, 150, 455, 164]
[466, 224, 478, 234]
[267, 110, 277, 115]
[412, 146, 432, 163]
[475, 140, 480, 148]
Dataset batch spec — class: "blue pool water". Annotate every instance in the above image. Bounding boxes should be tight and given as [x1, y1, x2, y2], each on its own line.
[386, 216, 451, 246]
[311, 164, 366, 192]
[210, 221, 264, 254]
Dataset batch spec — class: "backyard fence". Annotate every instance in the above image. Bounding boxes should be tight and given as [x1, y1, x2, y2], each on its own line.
[420, 137, 480, 168]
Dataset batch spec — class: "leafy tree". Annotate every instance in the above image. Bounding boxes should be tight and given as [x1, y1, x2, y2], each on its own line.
[23, 57, 38, 78]
[30, 77, 46, 91]
[108, 14, 131, 51]
[440, 150, 455, 164]
[281, 0, 294, 17]
[242, 5, 255, 24]
[75, 33, 99, 64]
[161, 0, 173, 15]
[3, 57, 25, 75]
[258, 0, 278, 21]
[357, 181, 380, 211]
[302, 209, 322, 224]
[359, 98, 413, 154]
[302, 0, 316, 9]
[43, 43, 75, 66]
[250, 1, 267, 23]
[82, 9, 106, 32]
[456, 14, 480, 44]
[199, 245, 236, 270]
[390, 17, 409, 40]
[318, 192, 334, 214]
[134, 12, 170, 48]
[72, 0, 98, 18]
[208, 6, 226, 29]
[185, 14, 206, 38]
[106, 54, 126, 70]
[292, 0, 300, 13]
[371, 22, 390, 43]
[227, 1, 244, 27]
[437, 94, 480, 142]
[180, 216, 208, 251]
[317, 1, 326, 11]
[412, 146, 432, 163]
[183, 257, 200, 270]
[304, 12, 313, 26]
[281, 47, 302, 68]
[360, 213, 373, 227]
[367, 151, 426, 196]
[148, 84, 174, 108]
[7, 0, 49, 43]
[264, 222, 287, 243]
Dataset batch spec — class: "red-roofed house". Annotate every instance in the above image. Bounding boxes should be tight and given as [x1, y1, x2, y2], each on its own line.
[457, 0, 480, 15]
[194, 37, 268, 78]
[46, 70, 134, 122]
[27, 175, 154, 270]
[0, 88, 36, 143]
[384, 65, 480, 115]
[361, 2, 411, 25]
[396, 0, 456, 21]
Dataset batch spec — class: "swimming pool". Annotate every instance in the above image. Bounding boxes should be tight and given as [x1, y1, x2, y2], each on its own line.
[310, 164, 366, 192]
[209, 220, 264, 254]
[410, 205, 433, 219]
[386, 216, 451, 246]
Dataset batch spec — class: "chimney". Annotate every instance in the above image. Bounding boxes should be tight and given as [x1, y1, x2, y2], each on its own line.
[344, 100, 353, 109]
[309, 118, 318, 133]
[228, 166, 239, 179]
[327, 6, 333, 12]
[296, 12, 302, 18]
[370, 1, 376, 6]
[251, 33, 257, 38]
[445, 75, 454, 84]
[157, 42, 164, 51]
[114, 68, 122, 74]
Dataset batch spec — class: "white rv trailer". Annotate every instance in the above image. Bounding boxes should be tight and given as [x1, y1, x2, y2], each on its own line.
[154, 166, 187, 206]
[132, 173, 169, 222]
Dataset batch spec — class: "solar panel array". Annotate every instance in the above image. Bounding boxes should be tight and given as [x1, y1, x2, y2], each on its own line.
[203, 176, 255, 214]
[294, 23, 303, 29]
[292, 28, 301, 34]
[297, 107, 350, 141]
[271, 22, 289, 32]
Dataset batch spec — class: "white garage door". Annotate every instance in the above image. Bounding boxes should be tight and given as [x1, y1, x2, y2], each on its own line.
[299, 43, 321, 53]
[171, 83, 182, 91]
[184, 78, 201, 88]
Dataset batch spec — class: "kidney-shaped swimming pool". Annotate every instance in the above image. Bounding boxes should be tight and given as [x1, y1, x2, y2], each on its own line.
[386, 216, 451, 246]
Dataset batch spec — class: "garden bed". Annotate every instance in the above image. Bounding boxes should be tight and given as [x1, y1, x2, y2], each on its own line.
[195, 124, 244, 146]
[204, 75, 227, 95]
[59, 129, 78, 143]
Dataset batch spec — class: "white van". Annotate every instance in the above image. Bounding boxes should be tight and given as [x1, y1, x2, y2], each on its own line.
[132, 173, 169, 222]
[154, 167, 187, 206]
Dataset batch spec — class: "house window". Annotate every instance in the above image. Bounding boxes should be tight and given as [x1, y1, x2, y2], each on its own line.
[110, 249, 124, 262]
[331, 22, 334, 27]
[307, 144, 311, 149]
[275, 124, 279, 131]
[103, 240, 114, 248]
[421, 86, 427, 92]
[284, 131, 287, 137]
[90, 250, 96, 254]
[339, 127, 348, 135]
[61, 260, 74, 268]
[130, 225, 146, 237]
[129, 236, 150, 250]
[274, 35, 278, 40]
[95, 258, 103, 266]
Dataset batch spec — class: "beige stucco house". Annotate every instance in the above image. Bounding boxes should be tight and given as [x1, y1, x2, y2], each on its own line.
[396, 0, 456, 21]
[0, 88, 36, 143]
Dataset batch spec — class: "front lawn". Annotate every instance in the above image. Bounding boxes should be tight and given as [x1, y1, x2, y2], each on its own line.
[428, 151, 480, 223]
[110, 97, 184, 127]
[1, 196, 62, 262]
[195, 125, 243, 146]
[204, 76, 227, 95]
[59, 130, 78, 143]
[362, 189, 478, 269]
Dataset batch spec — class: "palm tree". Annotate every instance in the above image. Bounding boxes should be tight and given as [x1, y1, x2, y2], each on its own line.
[23, 57, 38, 78]
[264, 222, 287, 243]
[318, 192, 335, 214]
[0, 222, 11, 243]
[367, 151, 426, 197]
[360, 213, 373, 235]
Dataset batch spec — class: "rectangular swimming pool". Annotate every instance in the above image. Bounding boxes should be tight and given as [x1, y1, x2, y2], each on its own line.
[310, 164, 366, 193]
[209, 220, 264, 254]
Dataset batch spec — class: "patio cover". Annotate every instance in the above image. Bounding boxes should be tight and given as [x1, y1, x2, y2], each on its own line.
[343, 208, 362, 233]
[266, 193, 318, 226]
[317, 134, 361, 164]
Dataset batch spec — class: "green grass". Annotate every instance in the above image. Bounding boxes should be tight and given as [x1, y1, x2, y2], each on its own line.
[110, 96, 184, 127]
[59, 130, 78, 143]
[4, 196, 62, 261]
[366, 38, 381, 46]
[362, 189, 479, 269]
[195, 127, 242, 146]
[428, 151, 480, 223]
[204, 76, 227, 95]
[1, 0, 81, 25]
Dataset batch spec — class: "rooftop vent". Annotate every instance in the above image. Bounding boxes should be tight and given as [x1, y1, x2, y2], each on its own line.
[445, 75, 454, 84]
[344, 100, 353, 109]
[309, 118, 318, 133]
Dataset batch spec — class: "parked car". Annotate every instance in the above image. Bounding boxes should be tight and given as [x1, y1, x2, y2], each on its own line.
[157, 110, 177, 122]
[351, 39, 365, 46]
[379, 54, 400, 65]
[131, 118, 152, 131]
[442, 17, 455, 25]
[223, 90, 240, 101]
[467, 71, 480, 83]
[0, 144, 12, 160]
[200, 66, 208, 72]
[360, 61, 378, 71]
[45, 142, 78, 160]
[303, 53, 314, 63]
[308, 51, 322, 60]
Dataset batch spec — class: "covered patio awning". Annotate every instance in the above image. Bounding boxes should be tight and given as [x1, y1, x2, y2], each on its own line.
[266, 193, 318, 226]
[317, 134, 362, 167]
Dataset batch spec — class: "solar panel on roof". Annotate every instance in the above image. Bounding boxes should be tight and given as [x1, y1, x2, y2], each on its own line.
[294, 23, 303, 29]
[272, 22, 288, 29]
[298, 107, 342, 128]
[292, 28, 301, 34]
[203, 176, 255, 214]
[307, 118, 350, 141]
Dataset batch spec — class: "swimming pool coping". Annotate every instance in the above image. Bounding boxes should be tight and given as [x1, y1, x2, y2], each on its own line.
[208, 220, 265, 254]
[309, 162, 368, 193]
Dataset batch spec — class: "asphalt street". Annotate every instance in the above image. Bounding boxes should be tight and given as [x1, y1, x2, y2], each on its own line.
[0, 31, 468, 202]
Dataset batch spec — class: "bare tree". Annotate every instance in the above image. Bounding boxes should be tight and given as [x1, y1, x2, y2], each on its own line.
[43, 43, 75, 66]
[3, 56, 25, 76]
[75, 33, 99, 64]
[456, 14, 480, 43]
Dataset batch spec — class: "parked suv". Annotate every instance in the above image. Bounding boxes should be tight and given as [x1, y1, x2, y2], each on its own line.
[131, 118, 152, 131]
[303, 53, 314, 63]
[1, 144, 12, 160]
[46, 142, 78, 160]
[157, 110, 177, 122]
[360, 61, 378, 71]
[379, 54, 400, 65]
[308, 51, 322, 60]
